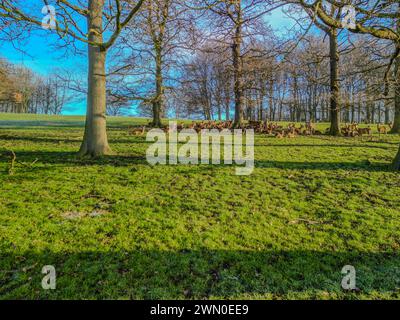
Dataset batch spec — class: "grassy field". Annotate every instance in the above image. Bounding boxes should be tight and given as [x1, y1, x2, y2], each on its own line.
[0, 113, 400, 300]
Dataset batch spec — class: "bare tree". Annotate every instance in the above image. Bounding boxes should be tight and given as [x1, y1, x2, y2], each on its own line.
[196, 0, 282, 127]
[117, 0, 192, 126]
[293, 0, 400, 168]
[0, 0, 145, 156]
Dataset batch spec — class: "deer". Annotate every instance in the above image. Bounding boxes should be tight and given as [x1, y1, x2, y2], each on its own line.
[294, 125, 304, 135]
[357, 126, 371, 136]
[377, 124, 387, 135]
[128, 126, 146, 136]
[286, 131, 296, 139]
[275, 131, 284, 139]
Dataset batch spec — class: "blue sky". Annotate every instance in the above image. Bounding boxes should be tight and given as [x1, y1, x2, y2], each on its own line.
[1, 6, 296, 115]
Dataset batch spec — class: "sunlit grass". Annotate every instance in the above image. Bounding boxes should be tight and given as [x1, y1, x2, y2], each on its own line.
[0, 113, 399, 299]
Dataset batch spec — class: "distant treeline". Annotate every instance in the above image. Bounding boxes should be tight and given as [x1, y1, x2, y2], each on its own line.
[0, 58, 73, 115]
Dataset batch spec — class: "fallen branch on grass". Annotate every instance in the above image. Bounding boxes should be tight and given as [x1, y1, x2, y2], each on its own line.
[8, 149, 16, 175]
[17, 158, 39, 168]
[1, 148, 39, 175]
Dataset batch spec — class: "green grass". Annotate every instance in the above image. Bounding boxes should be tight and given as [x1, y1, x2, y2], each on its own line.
[0, 113, 399, 300]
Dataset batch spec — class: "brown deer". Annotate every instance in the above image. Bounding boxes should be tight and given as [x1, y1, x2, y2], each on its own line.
[275, 132, 284, 139]
[377, 124, 387, 135]
[357, 127, 371, 136]
[128, 126, 146, 136]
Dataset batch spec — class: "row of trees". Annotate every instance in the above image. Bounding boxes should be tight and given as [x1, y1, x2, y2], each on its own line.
[175, 35, 394, 125]
[295, 0, 399, 168]
[0, 58, 72, 114]
[107, 0, 399, 134]
[0, 0, 399, 168]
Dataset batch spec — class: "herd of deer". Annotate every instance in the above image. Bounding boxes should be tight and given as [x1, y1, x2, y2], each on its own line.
[128, 120, 393, 138]
[341, 122, 392, 137]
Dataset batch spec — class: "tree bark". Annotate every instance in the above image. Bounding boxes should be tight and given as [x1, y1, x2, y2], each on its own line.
[258, 81, 265, 121]
[79, 0, 112, 157]
[224, 78, 230, 121]
[216, 93, 222, 121]
[328, 28, 340, 135]
[391, 4, 400, 170]
[232, 0, 243, 128]
[151, 45, 163, 127]
[225, 95, 230, 121]
[384, 99, 390, 124]
[269, 78, 274, 121]
[393, 145, 400, 170]
[351, 89, 355, 123]
[366, 102, 371, 123]
[390, 54, 400, 133]
[390, 6, 400, 133]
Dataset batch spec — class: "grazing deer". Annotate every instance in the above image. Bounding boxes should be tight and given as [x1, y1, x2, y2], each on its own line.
[341, 123, 360, 137]
[305, 122, 316, 134]
[128, 126, 146, 136]
[295, 125, 304, 135]
[351, 130, 359, 137]
[275, 132, 284, 139]
[357, 127, 371, 136]
[377, 124, 387, 135]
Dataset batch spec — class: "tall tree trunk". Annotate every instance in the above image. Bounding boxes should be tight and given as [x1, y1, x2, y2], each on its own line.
[390, 54, 400, 133]
[371, 103, 376, 123]
[269, 78, 274, 121]
[390, 6, 400, 133]
[79, 0, 111, 157]
[224, 79, 230, 121]
[292, 76, 298, 122]
[232, 0, 243, 128]
[312, 86, 317, 121]
[351, 90, 355, 123]
[394, 145, 400, 170]
[308, 86, 313, 122]
[391, 4, 400, 171]
[151, 45, 163, 127]
[378, 103, 381, 124]
[328, 28, 340, 135]
[225, 96, 230, 121]
[217, 102, 222, 121]
[366, 102, 371, 123]
[384, 99, 391, 124]
[258, 90, 264, 121]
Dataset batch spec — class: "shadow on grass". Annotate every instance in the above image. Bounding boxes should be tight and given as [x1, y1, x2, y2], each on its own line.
[2, 132, 398, 149]
[0, 150, 394, 172]
[0, 250, 399, 299]
[0, 120, 86, 128]
[258, 143, 396, 150]
[0, 134, 152, 145]
[0, 135, 82, 144]
[0, 151, 147, 167]
[254, 160, 392, 172]
[0, 121, 142, 130]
